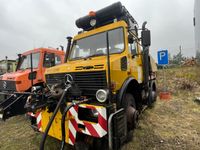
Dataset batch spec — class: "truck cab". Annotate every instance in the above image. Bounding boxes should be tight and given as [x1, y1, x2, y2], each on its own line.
[0, 48, 65, 120]
[0, 48, 64, 92]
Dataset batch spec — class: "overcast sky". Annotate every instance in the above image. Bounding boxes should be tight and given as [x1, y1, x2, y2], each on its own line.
[0, 0, 195, 61]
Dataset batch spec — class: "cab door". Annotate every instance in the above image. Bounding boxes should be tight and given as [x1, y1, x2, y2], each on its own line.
[128, 37, 143, 83]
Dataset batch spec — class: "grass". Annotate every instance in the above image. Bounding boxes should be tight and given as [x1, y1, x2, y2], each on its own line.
[0, 116, 39, 150]
[0, 116, 68, 150]
[122, 66, 200, 150]
[0, 66, 200, 150]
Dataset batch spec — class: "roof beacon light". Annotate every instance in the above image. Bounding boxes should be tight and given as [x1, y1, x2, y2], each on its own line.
[89, 11, 96, 17]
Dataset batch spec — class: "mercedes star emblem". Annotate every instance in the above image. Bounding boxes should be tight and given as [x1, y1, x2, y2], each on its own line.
[64, 74, 73, 85]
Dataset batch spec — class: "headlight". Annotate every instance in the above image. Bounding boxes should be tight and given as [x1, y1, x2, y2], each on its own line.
[31, 86, 42, 92]
[96, 89, 108, 103]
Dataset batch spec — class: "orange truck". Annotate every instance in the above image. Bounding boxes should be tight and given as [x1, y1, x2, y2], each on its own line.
[0, 48, 65, 120]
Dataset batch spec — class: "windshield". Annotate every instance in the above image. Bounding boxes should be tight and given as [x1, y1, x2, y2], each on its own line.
[19, 53, 40, 70]
[69, 28, 124, 60]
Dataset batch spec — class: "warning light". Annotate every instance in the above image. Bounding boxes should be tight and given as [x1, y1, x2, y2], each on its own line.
[89, 11, 96, 17]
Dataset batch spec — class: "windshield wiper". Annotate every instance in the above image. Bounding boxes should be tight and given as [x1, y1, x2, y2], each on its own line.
[71, 54, 104, 60]
[85, 53, 105, 59]
[71, 56, 86, 60]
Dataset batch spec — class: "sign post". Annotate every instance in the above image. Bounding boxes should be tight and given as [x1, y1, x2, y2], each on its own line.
[157, 50, 171, 100]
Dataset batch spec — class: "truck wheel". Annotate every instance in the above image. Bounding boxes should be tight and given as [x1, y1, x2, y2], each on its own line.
[148, 80, 157, 107]
[122, 93, 139, 130]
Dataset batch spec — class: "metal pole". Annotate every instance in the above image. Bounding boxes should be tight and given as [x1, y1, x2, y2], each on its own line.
[30, 53, 33, 87]
[106, 32, 112, 103]
[163, 65, 167, 92]
[5, 56, 8, 73]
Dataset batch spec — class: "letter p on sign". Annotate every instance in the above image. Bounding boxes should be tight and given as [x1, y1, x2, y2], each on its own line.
[157, 50, 168, 65]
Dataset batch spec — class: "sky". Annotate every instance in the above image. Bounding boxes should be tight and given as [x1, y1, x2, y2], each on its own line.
[0, 0, 195, 61]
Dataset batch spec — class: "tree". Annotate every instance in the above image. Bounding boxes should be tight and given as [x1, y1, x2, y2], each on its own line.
[171, 51, 183, 65]
[196, 51, 200, 63]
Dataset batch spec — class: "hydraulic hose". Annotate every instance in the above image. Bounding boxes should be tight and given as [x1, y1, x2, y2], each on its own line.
[60, 99, 89, 150]
[40, 86, 71, 150]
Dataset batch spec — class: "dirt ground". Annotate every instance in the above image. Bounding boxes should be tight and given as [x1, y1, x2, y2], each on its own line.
[0, 66, 200, 150]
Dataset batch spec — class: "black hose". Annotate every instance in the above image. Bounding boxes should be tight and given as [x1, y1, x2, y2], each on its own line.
[60, 99, 89, 150]
[60, 103, 75, 150]
[40, 86, 71, 150]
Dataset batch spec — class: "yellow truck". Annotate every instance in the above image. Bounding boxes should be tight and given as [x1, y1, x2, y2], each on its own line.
[26, 2, 157, 150]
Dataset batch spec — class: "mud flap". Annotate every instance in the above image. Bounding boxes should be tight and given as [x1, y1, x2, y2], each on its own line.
[108, 108, 127, 150]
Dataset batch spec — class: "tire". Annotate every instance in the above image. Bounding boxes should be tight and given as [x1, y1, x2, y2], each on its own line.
[148, 80, 157, 107]
[122, 93, 139, 130]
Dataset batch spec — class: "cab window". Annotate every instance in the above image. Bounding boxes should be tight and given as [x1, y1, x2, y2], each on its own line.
[55, 55, 62, 65]
[44, 53, 55, 68]
[19, 53, 40, 70]
[129, 41, 138, 56]
[69, 28, 124, 60]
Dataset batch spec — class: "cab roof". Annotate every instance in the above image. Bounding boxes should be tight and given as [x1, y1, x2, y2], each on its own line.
[22, 48, 64, 56]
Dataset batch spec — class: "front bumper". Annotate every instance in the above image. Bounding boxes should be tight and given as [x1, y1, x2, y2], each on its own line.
[37, 103, 108, 146]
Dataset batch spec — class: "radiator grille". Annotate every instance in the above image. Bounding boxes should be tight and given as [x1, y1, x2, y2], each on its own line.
[0, 80, 16, 91]
[46, 71, 107, 96]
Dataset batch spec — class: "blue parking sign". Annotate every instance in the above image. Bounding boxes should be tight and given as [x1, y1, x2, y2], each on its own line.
[157, 50, 169, 65]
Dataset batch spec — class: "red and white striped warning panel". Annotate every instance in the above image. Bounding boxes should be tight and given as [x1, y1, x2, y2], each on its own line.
[36, 112, 42, 131]
[27, 112, 42, 131]
[68, 104, 107, 145]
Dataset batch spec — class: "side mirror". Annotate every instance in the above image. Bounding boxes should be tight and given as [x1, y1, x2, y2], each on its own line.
[141, 30, 151, 47]
[128, 35, 134, 44]
[29, 71, 37, 80]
